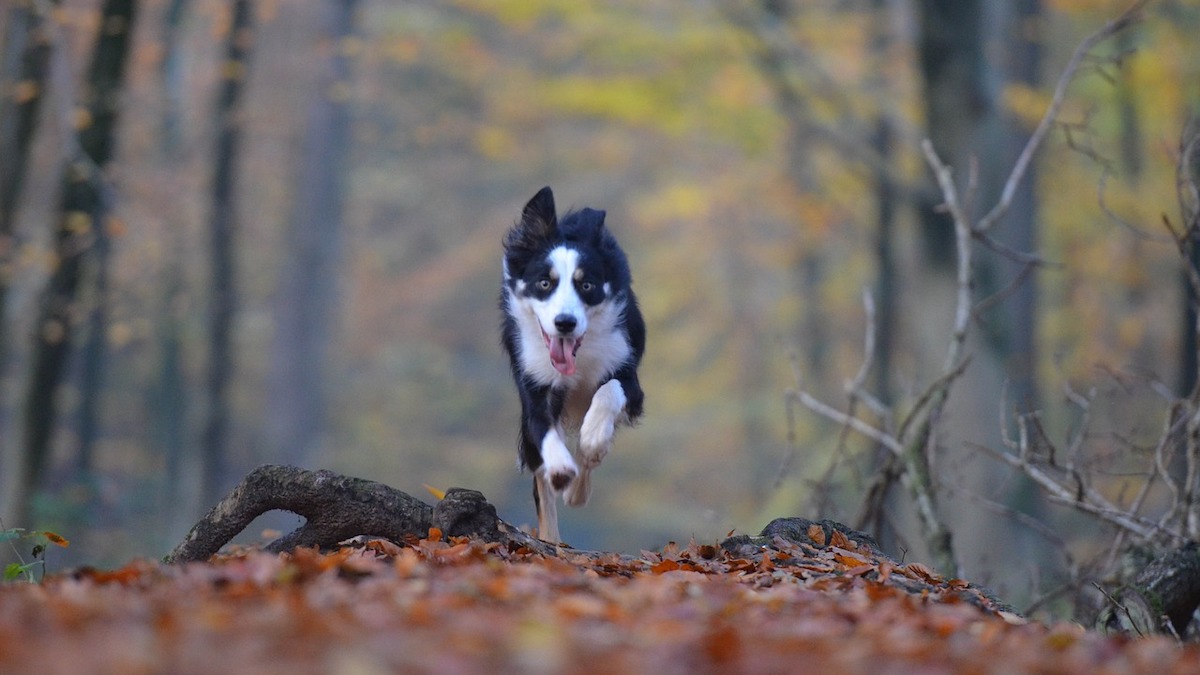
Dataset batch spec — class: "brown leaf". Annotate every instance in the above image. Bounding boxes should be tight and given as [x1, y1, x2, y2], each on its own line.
[829, 529, 852, 549]
[903, 562, 941, 584]
[807, 524, 826, 546]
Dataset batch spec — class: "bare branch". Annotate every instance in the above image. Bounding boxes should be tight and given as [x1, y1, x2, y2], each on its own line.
[846, 288, 878, 397]
[974, 441, 1177, 543]
[919, 141, 973, 376]
[785, 388, 903, 457]
[976, 0, 1149, 233]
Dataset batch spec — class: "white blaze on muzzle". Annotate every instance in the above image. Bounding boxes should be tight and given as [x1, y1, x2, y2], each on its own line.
[537, 247, 588, 375]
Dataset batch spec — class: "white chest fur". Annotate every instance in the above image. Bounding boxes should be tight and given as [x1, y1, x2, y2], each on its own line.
[508, 289, 632, 412]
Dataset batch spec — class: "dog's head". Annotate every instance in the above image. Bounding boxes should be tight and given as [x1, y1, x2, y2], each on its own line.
[503, 187, 627, 376]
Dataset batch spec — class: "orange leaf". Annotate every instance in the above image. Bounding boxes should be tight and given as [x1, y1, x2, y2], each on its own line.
[843, 563, 874, 577]
[828, 529, 852, 549]
[651, 559, 681, 574]
[42, 531, 69, 547]
[806, 524, 826, 546]
[433, 542, 471, 559]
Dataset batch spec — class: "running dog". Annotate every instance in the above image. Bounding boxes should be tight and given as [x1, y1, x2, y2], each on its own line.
[500, 186, 645, 543]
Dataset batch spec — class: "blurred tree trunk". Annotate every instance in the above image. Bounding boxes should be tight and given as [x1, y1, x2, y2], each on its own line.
[993, 0, 1042, 416]
[17, 0, 137, 526]
[1174, 4, 1200, 397]
[0, 1, 56, 440]
[264, 0, 358, 467]
[861, 0, 900, 551]
[912, 0, 1001, 577]
[158, 0, 191, 536]
[1184, 114, 1200, 397]
[914, 0, 1051, 588]
[915, 0, 991, 265]
[74, 200, 110, 481]
[202, 0, 254, 507]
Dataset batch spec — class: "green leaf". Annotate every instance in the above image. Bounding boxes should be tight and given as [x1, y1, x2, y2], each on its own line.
[4, 562, 24, 582]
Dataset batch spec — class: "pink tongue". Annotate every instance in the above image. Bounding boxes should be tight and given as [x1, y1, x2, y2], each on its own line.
[549, 336, 577, 375]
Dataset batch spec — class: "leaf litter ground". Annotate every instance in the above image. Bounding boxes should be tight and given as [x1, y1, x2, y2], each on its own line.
[2, 529, 1198, 674]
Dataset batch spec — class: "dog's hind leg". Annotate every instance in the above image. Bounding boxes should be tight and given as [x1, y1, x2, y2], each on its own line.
[563, 466, 592, 507]
[534, 472, 561, 543]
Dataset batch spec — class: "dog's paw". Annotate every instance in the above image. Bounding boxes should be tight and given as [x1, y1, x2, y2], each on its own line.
[548, 466, 576, 491]
[541, 430, 578, 493]
[578, 423, 612, 470]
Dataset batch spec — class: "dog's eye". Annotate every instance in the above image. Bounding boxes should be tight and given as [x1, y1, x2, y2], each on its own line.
[580, 281, 594, 292]
[537, 279, 552, 291]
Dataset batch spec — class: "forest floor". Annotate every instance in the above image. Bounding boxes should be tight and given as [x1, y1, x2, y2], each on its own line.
[1, 527, 1198, 674]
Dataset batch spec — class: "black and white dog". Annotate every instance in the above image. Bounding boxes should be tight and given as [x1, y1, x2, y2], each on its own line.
[500, 187, 645, 543]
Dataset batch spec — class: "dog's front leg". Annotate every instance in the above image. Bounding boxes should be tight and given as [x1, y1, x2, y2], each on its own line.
[565, 379, 626, 507]
[579, 379, 626, 468]
[539, 427, 578, 492]
[532, 424, 576, 543]
[518, 385, 579, 494]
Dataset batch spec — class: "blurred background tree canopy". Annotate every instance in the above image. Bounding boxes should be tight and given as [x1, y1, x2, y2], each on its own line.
[0, 0, 1198, 614]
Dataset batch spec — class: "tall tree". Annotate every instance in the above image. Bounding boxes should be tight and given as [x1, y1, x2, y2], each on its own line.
[1170, 2, 1200, 397]
[911, 0, 1004, 576]
[202, 0, 254, 507]
[915, 0, 991, 266]
[0, 1, 56, 434]
[264, 0, 359, 466]
[18, 0, 138, 526]
[157, 0, 192, 536]
[992, 0, 1043, 415]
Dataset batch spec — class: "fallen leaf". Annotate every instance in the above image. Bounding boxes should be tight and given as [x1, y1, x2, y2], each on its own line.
[807, 524, 827, 546]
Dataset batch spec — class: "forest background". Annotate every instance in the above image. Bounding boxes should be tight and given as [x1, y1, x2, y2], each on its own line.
[0, 0, 1197, 619]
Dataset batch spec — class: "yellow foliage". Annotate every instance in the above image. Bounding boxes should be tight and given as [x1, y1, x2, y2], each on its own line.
[540, 75, 688, 134]
[1002, 82, 1051, 131]
[65, 211, 92, 235]
[12, 80, 39, 105]
[632, 182, 712, 226]
[73, 107, 93, 131]
[473, 126, 517, 160]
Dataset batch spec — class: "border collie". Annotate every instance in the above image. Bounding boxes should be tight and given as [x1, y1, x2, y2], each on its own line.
[500, 186, 645, 543]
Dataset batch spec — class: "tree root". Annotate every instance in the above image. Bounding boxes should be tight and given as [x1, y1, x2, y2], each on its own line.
[165, 465, 556, 563]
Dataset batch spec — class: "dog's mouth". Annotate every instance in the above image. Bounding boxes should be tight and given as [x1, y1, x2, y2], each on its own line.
[541, 328, 583, 376]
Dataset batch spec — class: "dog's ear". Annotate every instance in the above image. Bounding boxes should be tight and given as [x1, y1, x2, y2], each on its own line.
[575, 208, 607, 242]
[521, 186, 558, 239]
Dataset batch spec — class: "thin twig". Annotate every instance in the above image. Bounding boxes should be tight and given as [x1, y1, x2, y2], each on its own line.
[1092, 582, 1145, 638]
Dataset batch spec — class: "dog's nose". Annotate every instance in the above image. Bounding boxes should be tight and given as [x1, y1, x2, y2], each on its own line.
[554, 314, 577, 334]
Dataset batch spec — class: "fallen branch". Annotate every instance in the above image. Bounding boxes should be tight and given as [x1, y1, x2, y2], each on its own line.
[165, 465, 556, 563]
[1101, 542, 1200, 637]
